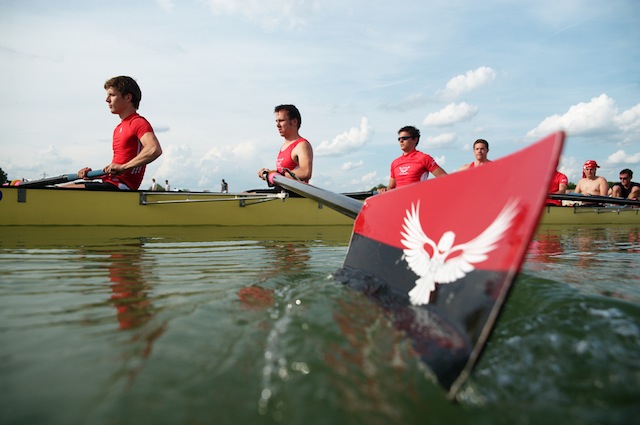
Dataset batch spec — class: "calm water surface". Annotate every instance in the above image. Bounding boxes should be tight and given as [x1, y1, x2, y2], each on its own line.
[1, 225, 639, 425]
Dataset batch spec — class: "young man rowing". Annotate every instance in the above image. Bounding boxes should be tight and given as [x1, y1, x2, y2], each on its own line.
[61, 76, 162, 190]
[258, 104, 313, 184]
[379, 125, 447, 192]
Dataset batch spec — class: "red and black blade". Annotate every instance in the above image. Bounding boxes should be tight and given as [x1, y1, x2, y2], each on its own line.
[335, 132, 565, 398]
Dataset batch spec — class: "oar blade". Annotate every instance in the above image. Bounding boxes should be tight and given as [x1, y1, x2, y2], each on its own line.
[18, 174, 77, 188]
[334, 131, 565, 399]
[18, 170, 105, 188]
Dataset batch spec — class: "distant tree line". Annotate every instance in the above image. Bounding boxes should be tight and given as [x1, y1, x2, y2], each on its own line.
[0, 167, 7, 185]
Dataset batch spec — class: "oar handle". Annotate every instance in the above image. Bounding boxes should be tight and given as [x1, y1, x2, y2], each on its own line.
[65, 170, 107, 181]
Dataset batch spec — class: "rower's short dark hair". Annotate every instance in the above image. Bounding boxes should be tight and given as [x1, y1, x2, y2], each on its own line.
[274, 104, 302, 129]
[398, 126, 420, 145]
[473, 139, 489, 150]
[620, 168, 633, 178]
[104, 76, 142, 109]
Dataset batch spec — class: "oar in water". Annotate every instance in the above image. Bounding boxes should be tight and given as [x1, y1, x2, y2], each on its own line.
[18, 170, 106, 188]
[270, 131, 565, 400]
[549, 192, 640, 207]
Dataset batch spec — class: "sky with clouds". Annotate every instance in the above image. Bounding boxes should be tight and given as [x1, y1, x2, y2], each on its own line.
[1, 0, 638, 192]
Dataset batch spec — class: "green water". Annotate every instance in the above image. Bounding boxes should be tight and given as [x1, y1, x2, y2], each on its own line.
[0, 225, 638, 425]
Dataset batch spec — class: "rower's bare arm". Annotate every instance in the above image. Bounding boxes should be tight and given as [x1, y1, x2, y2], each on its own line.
[432, 166, 448, 177]
[106, 132, 162, 175]
[556, 183, 567, 194]
[379, 178, 396, 192]
[598, 178, 608, 197]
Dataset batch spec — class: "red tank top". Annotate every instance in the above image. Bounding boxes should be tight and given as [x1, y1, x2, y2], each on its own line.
[276, 138, 309, 181]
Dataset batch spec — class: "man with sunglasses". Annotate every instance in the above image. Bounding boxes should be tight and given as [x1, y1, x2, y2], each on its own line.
[381, 125, 447, 192]
[611, 168, 640, 200]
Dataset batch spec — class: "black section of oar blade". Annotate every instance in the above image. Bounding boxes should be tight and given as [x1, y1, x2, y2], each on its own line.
[332, 266, 470, 390]
[338, 232, 510, 392]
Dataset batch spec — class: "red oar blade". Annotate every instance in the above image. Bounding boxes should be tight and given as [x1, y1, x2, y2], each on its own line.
[334, 131, 565, 399]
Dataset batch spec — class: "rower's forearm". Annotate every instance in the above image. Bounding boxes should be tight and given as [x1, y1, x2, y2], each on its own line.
[124, 147, 163, 170]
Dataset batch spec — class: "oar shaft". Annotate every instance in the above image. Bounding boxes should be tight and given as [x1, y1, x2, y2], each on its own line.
[549, 193, 640, 206]
[20, 170, 106, 188]
[271, 174, 363, 219]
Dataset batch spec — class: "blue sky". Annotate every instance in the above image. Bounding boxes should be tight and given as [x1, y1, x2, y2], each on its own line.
[1, 0, 638, 192]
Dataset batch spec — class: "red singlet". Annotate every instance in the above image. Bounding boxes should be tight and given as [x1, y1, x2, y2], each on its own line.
[276, 138, 310, 182]
[547, 171, 568, 206]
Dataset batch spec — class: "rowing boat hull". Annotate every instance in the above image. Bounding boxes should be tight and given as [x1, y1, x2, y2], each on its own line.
[539, 205, 639, 225]
[0, 187, 356, 226]
[3, 187, 637, 227]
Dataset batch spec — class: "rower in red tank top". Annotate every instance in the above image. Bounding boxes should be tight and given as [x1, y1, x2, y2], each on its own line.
[459, 139, 491, 171]
[258, 104, 313, 184]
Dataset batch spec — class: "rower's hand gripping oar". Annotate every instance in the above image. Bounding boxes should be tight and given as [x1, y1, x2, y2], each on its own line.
[266, 132, 565, 400]
[18, 170, 107, 188]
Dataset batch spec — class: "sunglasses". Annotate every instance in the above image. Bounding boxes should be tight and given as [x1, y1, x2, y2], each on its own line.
[398, 136, 412, 141]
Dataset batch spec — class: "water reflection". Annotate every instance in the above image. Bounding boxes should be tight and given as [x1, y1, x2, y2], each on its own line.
[238, 242, 311, 311]
[526, 226, 640, 302]
[106, 245, 154, 330]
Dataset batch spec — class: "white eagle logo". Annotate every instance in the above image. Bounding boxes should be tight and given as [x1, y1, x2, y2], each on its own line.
[400, 200, 519, 306]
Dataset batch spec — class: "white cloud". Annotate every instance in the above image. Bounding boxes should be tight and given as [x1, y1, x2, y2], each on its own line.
[156, 0, 175, 13]
[199, 0, 317, 29]
[422, 102, 479, 127]
[526, 94, 623, 138]
[381, 93, 428, 112]
[342, 160, 364, 171]
[422, 132, 457, 149]
[434, 155, 446, 166]
[350, 171, 379, 187]
[315, 117, 373, 157]
[438, 66, 496, 101]
[606, 150, 640, 165]
[614, 103, 640, 134]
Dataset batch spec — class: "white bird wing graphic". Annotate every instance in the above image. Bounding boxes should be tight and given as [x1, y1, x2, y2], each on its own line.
[401, 200, 519, 305]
